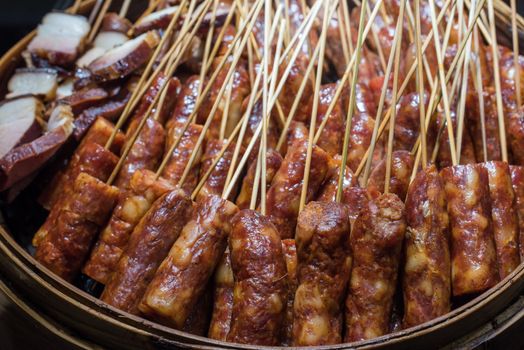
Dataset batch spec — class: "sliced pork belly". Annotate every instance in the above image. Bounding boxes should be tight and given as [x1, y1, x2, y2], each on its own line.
[0, 96, 44, 159]
[88, 31, 160, 81]
[7, 68, 58, 101]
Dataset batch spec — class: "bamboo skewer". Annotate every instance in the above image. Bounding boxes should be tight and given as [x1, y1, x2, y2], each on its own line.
[107, 0, 213, 185]
[384, 0, 406, 194]
[455, 0, 477, 164]
[354, 0, 486, 178]
[173, 0, 266, 186]
[104, 0, 192, 150]
[428, 0, 457, 166]
[487, 0, 509, 162]
[88, 0, 113, 42]
[71, 0, 83, 14]
[155, 0, 265, 182]
[118, 0, 132, 18]
[298, 0, 333, 213]
[473, 28, 488, 162]
[362, 0, 407, 185]
[88, 0, 103, 25]
[312, 0, 387, 144]
[336, 0, 368, 203]
[415, 0, 427, 169]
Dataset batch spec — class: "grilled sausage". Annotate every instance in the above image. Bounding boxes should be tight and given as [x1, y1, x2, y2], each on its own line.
[208, 249, 234, 341]
[162, 123, 204, 194]
[345, 84, 379, 172]
[197, 139, 238, 202]
[368, 150, 414, 201]
[35, 172, 119, 281]
[38, 117, 124, 210]
[265, 139, 329, 238]
[227, 209, 288, 345]
[466, 87, 502, 162]
[483, 161, 520, 279]
[114, 116, 165, 190]
[140, 195, 238, 327]
[508, 107, 524, 166]
[32, 141, 119, 247]
[100, 189, 192, 314]
[440, 164, 499, 296]
[236, 149, 283, 210]
[393, 92, 427, 152]
[166, 76, 202, 131]
[292, 201, 351, 346]
[345, 193, 406, 342]
[436, 107, 477, 168]
[82, 169, 174, 284]
[510, 165, 524, 260]
[403, 165, 451, 328]
[281, 239, 298, 346]
[312, 83, 344, 157]
[278, 53, 313, 123]
[316, 157, 369, 221]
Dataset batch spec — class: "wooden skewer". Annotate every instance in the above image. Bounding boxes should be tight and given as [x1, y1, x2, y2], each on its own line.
[222, 9, 283, 191]
[275, 39, 323, 152]
[104, 0, 192, 150]
[487, 0, 508, 162]
[336, 0, 368, 203]
[88, 0, 103, 24]
[155, 0, 265, 181]
[415, 0, 427, 169]
[384, 0, 406, 194]
[367, 5, 387, 72]
[337, 5, 350, 66]
[354, 0, 485, 178]
[311, 0, 386, 144]
[107, 0, 212, 185]
[428, 0, 457, 166]
[249, 146, 263, 210]
[193, 12, 284, 201]
[190, 111, 250, 200]
[511, 0, 521, 108]
[362, 0, 408, 185]
[455, 0, 477, 164]
[204, 2, 238, 72]
[173, 0, 266, 186]
[298, 0, 333, 212]
[118, 0, 132, 18]
[70, 0, 83, 14]
[341, 0, 354, 56]
[88, 0, 112, 43]
[473, 28, 488, 162]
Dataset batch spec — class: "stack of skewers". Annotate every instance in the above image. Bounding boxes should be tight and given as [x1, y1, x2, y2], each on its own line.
[1, 0, 524, 346]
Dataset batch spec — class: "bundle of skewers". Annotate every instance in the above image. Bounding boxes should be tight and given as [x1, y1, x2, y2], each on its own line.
[1, 0, 524, 346]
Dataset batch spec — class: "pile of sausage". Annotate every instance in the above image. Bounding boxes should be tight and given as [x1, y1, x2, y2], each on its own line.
[1, 0, 524, 346]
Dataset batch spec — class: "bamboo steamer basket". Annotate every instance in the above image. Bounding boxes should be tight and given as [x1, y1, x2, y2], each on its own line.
[1, 1, 524, 349]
